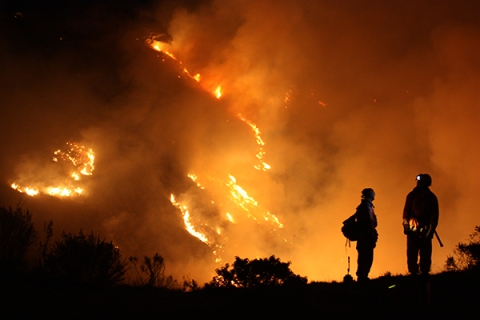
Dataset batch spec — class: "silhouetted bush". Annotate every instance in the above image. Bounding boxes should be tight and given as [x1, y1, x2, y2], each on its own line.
[44, 230, 127, 286]
[128, 253, 179, 289]
[0, 206, 37, 275]
[445, 226, 480, 272]
[205, 255, 308, 288]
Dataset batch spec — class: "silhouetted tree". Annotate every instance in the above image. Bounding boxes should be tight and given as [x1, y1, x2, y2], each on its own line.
[128, 253, 179, 288]
[44, 230, 127, 286]
[0, 206, 37, 275]
[205, 255, 308, 288]
[445, 226, 480, 272]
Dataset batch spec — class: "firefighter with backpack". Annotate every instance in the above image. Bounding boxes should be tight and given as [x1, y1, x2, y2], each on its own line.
[354, 188, 378, 283]
[403, 173, 439, 276]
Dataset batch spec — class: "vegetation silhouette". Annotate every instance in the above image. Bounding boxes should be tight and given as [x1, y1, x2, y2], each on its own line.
[0, 204, 479, 318]
[43, 229, 127, 286]
[445, 226, 480, 272]
[205, 255, 308, 288]
[128, 253, 179, 289]
[0, 206, 37, 276]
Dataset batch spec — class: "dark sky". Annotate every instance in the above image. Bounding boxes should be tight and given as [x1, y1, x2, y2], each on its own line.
[1, 0, 479, 282]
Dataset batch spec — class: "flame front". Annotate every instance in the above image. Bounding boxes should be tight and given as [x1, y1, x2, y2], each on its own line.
[237, 114, 271, 171]
[170, 194, 210, 244]
[10, 142, 94, 197]
[147, 36, 285, 262]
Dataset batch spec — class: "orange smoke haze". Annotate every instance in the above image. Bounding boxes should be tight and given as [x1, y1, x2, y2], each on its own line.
[1, 0, 480, 283]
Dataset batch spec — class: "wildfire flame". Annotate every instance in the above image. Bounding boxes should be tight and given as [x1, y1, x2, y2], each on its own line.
[146, 38, 228, 100]
[146, 34, 285, 259]
[170, 194, 210, 244]
[237, 114, 271, 171]
[10, 142, 94, 197]
[214, 86, 222, 99]
[226, 175, 283, 229]
[170, 193, 226, 263]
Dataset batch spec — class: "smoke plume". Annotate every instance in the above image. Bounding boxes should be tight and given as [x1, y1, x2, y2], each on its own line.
[1, 0, 479, 282]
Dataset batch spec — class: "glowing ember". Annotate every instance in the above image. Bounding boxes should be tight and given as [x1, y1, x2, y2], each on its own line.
[53, 142, 95, 176]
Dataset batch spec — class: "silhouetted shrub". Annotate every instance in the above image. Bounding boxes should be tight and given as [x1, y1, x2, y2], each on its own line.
[205, 255, 308, 288]
[44, 230, 127, 286]
[445, 226, 480, 272]
[0, 206, 37, 275]
[128, 253, 179, 289]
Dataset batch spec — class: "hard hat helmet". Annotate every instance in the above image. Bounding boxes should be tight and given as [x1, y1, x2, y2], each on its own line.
[361, 188, 375, 200]
[416, 173, 432, 187]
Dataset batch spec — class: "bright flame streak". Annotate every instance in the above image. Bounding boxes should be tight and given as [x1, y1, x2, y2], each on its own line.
[226, 175, 283, 229]
[239, 118, 264, 146]
[188, 173, 205, 189]
[214, 86, 222, 99]
[227, 175, 258, 207]
[170, 194, 209, 244]
[47, 187, 83, 197]
[80, 149, 95, 176]
[146, 39, 202, 84]
[11, 183, 39, 196]
[226, 212, 235, 223]
[237, 114, 270, 171]
[25, 187, 39, 196]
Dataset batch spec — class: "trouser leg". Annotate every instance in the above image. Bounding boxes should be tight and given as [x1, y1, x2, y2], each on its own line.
[356, 243, 374, 279]
[407, 235, 419, 274]
[419, 238, 432, 275]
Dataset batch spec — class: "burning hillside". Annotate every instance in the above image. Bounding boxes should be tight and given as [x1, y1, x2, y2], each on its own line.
[1, 1, 480, 283]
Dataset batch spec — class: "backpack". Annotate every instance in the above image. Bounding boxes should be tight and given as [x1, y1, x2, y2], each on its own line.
[341, 213, 360, 241]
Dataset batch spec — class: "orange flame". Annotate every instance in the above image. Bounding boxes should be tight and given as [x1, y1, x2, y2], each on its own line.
[11, 142, 94, 197]
[226, 175, 283, 229]
[146, 34, 285, 260]
[214, 86, 222, 99]
[170, 194, 210, 244]
[237, 114, 271, 171]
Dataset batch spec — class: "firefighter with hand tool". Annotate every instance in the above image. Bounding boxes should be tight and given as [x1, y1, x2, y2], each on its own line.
[402, 173, 439, 276]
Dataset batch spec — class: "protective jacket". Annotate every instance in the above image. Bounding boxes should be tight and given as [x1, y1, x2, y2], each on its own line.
[356, 199, 378, 245]
[403, 186, 439, 236]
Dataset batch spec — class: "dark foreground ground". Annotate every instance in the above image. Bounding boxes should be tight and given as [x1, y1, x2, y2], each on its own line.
[1, 271, 478, 319]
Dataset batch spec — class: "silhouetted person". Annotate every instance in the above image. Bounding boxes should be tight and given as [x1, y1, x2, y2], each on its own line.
[403, 173, 439, 276]
[355, 188, 378, 283]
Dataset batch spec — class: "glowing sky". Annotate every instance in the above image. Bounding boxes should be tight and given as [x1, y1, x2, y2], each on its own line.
[1, 0, 479, 283]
